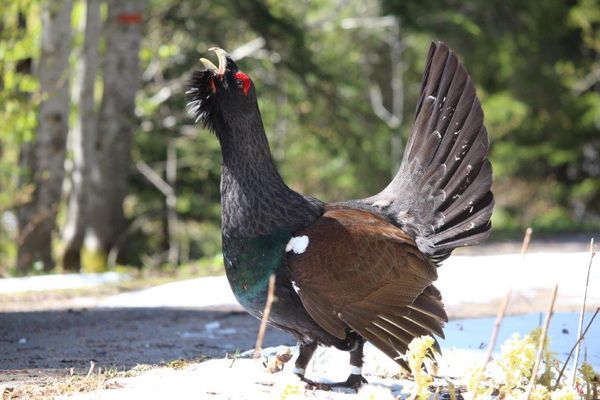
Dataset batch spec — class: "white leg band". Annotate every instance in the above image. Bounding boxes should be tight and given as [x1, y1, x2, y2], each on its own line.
[293, 367, 306, 375]
[350, 366, 362, 375]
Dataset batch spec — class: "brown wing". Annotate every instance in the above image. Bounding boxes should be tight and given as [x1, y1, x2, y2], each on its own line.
[288, 205, 448, 363]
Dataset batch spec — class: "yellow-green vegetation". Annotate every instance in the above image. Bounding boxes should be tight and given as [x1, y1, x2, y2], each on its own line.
[497, 333, 537, 397]
[580, 363, 600, 400]
[466, 365, 493, 399]
[403, 333, 598, 400]
[279, 383, 302, 400]
[487, 332, 592, 400]
[403, 335, 436, 400]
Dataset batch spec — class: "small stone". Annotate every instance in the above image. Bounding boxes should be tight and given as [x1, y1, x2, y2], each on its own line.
[205, 321, 220, 331]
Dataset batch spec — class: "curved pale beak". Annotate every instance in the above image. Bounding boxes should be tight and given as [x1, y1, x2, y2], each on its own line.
[208, 47, 228, 75]
[199, 58, 218, 72]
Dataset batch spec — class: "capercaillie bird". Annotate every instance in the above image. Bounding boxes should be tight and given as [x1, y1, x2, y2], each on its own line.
[187, 42, 493, 389]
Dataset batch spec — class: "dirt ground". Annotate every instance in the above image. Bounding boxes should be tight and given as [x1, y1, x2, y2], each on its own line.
[0, 306, 293, 386]
[0, 235, 594, 391]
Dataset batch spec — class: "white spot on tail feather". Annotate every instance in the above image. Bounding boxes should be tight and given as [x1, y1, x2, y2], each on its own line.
[373, 199, 392, 209]
[286, 235, 309, 254]
[292, 281, 300, 293]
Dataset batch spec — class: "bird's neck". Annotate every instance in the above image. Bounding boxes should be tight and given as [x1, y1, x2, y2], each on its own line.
[216, 113, 319, 238]
[218, 114, 283, 189]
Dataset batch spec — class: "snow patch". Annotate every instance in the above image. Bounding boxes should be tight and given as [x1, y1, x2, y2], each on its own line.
[437, 252, 600, 308]
[101, 276, 240, 309]
[0, 272, 127, 294]
[65, 344, 492, 400]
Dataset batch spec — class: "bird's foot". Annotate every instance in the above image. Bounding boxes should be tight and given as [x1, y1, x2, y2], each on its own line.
[296, 373, 322, 389]
[296, 373, 368, 391]
[295, 373, 330, 390]
[330, 373, 369, 389]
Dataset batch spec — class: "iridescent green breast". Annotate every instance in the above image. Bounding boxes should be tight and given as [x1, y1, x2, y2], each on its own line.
[222, 229, 292, 313]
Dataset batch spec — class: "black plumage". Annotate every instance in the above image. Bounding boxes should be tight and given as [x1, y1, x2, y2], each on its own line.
[187, 41, 493, 388]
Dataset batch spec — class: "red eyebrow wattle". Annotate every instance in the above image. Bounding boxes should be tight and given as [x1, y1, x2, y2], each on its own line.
[234, 72, 251, 96]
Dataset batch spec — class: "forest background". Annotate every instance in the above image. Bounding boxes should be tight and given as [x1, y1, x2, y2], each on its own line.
[1, 0, 599, 275]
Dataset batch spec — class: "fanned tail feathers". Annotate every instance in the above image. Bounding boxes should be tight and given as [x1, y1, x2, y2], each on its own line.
[360, 41, 494, 263]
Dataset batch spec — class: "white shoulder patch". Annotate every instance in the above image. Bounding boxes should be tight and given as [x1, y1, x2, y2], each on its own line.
[286, 235, 309, 254]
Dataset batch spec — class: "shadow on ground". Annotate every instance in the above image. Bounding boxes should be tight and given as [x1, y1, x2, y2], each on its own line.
[0, 308, 293, 374]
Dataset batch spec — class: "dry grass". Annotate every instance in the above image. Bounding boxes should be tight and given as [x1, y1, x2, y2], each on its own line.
[165, 356, 210, 370]
[1, 356, 214, 399]
[2, 364, 123, 400]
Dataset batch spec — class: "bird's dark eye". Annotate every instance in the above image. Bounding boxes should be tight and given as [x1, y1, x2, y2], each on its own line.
[234, 72, 251, 96]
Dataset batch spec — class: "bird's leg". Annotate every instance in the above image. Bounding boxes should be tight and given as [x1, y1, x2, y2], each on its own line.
[295, 339, 368, 391]
[329, 339, 368, 389]
[293, 341, 320, 387]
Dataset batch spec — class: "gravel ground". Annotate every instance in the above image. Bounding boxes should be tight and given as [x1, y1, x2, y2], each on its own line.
[0, 307, 292, 385]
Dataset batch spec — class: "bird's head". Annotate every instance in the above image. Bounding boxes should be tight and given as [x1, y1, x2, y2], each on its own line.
[186, 47, 255, 133]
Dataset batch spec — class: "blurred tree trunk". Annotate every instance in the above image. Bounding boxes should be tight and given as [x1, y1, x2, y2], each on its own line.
[166, 140, 178, 267]
[17, 0, 73, 273]
[0, 22, 4, 166]
[62, 0, 102, 271]
[85, 0, 144, 265]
